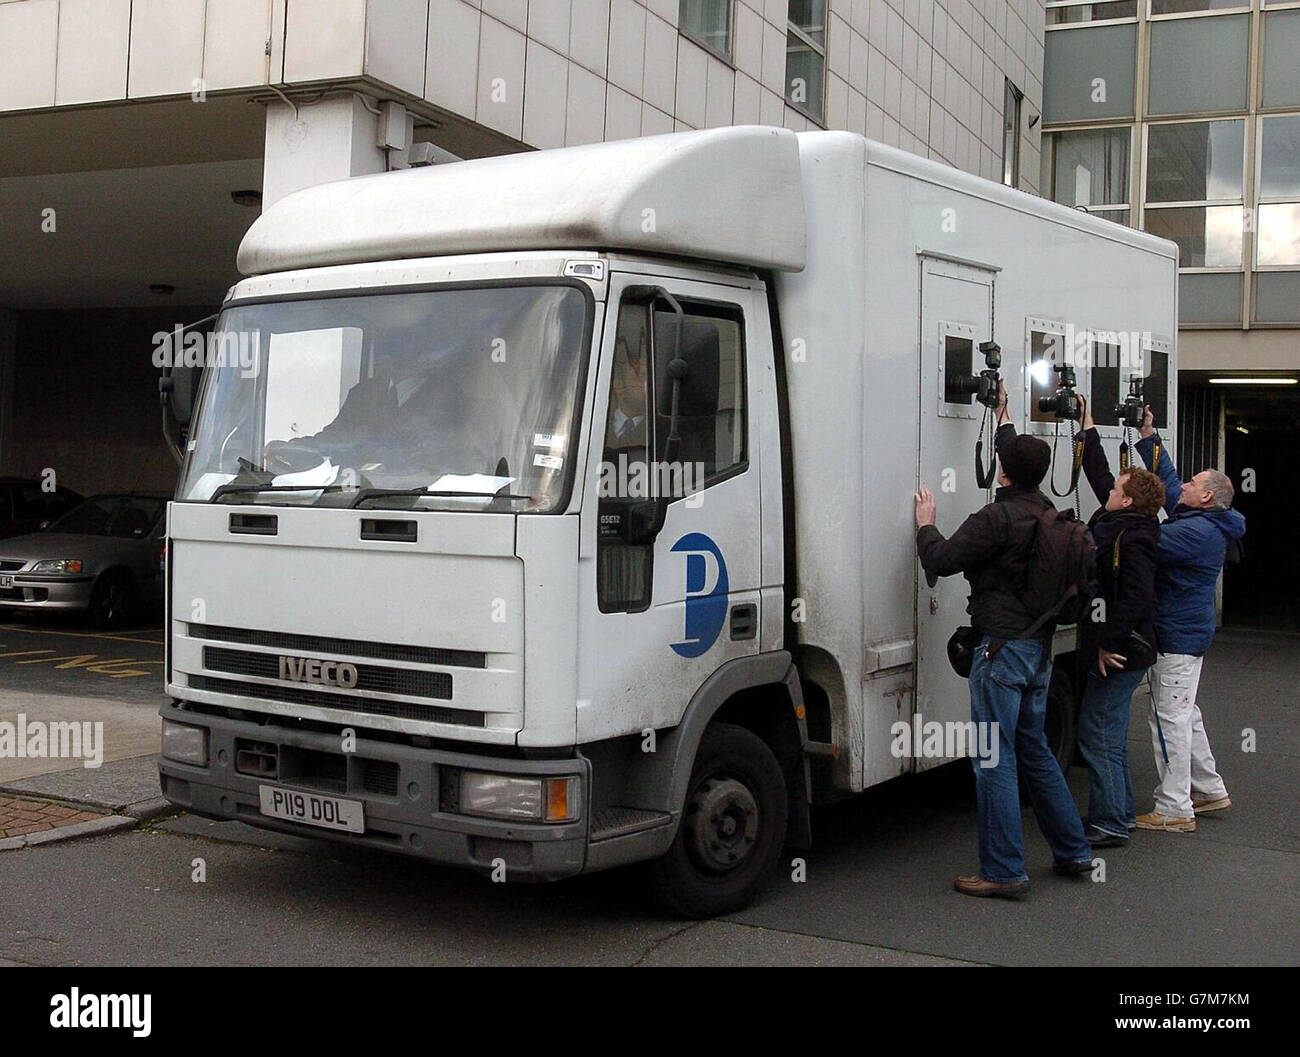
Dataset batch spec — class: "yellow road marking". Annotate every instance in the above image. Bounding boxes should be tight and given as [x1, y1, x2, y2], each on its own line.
[0, 624, 163, 646]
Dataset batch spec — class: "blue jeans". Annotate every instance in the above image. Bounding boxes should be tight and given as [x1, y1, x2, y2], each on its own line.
[1077, 664, 1146, 837]
[968, 636, 1091, 882]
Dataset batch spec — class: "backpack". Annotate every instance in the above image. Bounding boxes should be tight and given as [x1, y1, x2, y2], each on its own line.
[1017, 505, 1097, 636]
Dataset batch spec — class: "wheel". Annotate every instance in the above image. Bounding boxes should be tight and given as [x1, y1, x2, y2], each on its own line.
[651, 723, 789, 919]
[88, 570, 135, 629]
[1044, 663, 1078, 774]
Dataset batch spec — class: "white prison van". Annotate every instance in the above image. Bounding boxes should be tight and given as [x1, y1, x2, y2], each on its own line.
[157, 127, 1178, 916]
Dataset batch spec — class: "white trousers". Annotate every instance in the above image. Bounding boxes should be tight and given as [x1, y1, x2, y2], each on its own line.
[1148, 652, 1229, 818]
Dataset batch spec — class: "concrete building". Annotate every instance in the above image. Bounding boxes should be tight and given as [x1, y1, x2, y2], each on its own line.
[1040, 0, 1299, 628]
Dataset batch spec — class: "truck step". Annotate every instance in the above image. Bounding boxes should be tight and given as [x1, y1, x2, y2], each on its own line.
[590, 807, 673, 842]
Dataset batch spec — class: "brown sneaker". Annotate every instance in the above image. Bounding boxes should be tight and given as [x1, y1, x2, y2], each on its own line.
[1192, 795, 1231, 815]
[954, 874, 1030, 899]
[1135, 812, 1196, 832]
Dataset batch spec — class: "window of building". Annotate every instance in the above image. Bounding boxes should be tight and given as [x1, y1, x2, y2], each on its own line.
[1144, 119, 1245, 268]
[1046, 126, 1132, 223]
[1149, 0, 1248, 15]
[1003, 80, 1023, 187]
[1046, 1, 1138, 26]
[1262, 9, 1300, 110]
[1257, 114, 1300, 267]
[1042, 24, 1138, 123]
[679, 0, 733, 61]
[785, 1, 826, 123]
[1147, 14, 1249, 117]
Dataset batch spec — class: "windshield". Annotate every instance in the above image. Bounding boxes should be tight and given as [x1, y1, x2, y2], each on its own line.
[177, 284, 591, 512]
[48, 496, 164, 537]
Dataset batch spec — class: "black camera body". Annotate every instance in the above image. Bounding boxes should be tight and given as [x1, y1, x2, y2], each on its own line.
[1114, 377, 1145, 429]
[952, 341, 1003, 410]
[1038, 362, 1081, 420]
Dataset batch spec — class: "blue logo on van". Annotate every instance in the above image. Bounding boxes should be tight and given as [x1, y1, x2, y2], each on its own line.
[670, 532, 729, 659]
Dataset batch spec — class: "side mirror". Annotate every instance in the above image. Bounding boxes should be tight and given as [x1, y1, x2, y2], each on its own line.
[159, 313, 217, 463]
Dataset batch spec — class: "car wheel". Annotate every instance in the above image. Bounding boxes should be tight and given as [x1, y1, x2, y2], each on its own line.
[89, 570, 135, 629]
[651, 723, 788, 919]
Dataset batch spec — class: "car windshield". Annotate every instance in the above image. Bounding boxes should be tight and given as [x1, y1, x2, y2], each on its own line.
[47, 496, 163, 537]
[177, 285, 591, 512]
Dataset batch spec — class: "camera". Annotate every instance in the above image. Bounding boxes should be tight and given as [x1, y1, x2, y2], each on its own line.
[1037, 362, 1081, 420]
[952, 341, 1003, 409]
[1114, 377, 1145, 429]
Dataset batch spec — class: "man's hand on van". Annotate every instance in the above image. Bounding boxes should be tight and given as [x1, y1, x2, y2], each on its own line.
[1097, 646, 1126, 677]
[1139, 404, 1155, 439]
[914, 485, 936, 529]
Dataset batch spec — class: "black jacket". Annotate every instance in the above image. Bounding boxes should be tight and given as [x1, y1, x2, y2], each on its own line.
[1078, 428, 1160, 669]
[916, 426, 1054, 639]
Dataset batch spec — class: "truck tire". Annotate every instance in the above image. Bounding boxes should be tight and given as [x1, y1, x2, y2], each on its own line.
[651, 723, 788, 919]
[89, 570, 135, 629]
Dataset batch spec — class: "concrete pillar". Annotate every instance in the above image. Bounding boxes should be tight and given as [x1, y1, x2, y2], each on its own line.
[262, 94, 389, 208]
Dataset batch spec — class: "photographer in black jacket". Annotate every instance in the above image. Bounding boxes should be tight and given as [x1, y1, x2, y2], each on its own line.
[1075, 396, 1164, 848]
[915, 384, 1091, 899]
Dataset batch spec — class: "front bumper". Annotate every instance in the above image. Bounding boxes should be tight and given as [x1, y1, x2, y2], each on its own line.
[0, 574, 93, 611]
[157, 701, 589, 881]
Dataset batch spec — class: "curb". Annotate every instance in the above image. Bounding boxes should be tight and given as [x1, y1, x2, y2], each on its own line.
[0, 814, 136, 851]
[0, 783, 171, 822]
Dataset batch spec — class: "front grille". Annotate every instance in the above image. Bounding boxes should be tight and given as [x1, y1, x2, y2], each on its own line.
[203, 646, 452, 700]
[188, 674, 485, 727]
[188, 623, 486, 669]
[0, 560, 24, 571]
[359, 758, 400, 796]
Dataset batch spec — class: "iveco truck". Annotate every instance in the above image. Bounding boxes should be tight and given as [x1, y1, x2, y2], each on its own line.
[157, 126, 1178, 916]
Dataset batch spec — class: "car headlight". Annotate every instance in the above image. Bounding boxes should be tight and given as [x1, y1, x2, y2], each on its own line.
[30, 558, 83, 574]
[459, 773, 578, 823]
[161, 720, 208, 766]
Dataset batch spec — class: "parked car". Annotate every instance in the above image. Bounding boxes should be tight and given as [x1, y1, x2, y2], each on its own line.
[0, 493, 168, 627]
[0, 477, 83, 540]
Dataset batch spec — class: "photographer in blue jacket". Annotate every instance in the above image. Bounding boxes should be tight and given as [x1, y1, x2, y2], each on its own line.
[1132, 406, 1246, 832]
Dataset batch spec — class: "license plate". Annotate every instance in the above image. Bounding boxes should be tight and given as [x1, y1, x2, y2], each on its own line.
[0, 575, 12, 588]
[258, 786, 365, 833]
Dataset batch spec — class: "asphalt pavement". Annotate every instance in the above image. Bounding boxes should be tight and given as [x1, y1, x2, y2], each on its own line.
[0, 625, 1295, 966]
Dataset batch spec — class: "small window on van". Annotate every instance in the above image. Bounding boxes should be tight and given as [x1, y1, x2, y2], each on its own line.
[943, 336, 975, 405]
[1143, 349, 1170, 429]
[1091, 342, 1122, 427]
[1029, 330, 1065, 424]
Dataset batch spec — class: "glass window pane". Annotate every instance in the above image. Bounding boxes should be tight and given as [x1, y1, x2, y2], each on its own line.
[1146, 121, 1244, 202]
[1043, 24, 1137, 123]
[1254, 272, 1300, 324]
[1144, 206, 1243, 267]
[1151, 0, 1247, 14]
[786, 30, 825, 120]
[680, 0, 732, 56]
[1003, 81, 1022, 186]
[1148, 14, 1249, 117]
[1178, 272, 1242, 324]
[1257, 203, 1300, 267]
[1047, 2, 1137, 26]
[1260, 116, 1300, 198]
[1050, 127, 1130, 207]
[1262, 11, 1300, 110]
[789, 0, 826, 47]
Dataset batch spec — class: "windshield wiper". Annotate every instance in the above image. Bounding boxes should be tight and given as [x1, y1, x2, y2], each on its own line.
[349, 487, 533, 509]
[210, 483, 352, 503]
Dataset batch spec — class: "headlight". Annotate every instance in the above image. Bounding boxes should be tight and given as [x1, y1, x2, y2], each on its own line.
[459, 773, 579, 823]
[31, 558, 83, 574]
[161, 720, 208, 766]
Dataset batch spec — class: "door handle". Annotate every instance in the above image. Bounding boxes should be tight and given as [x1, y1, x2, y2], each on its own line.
[729, 603, 757, 641]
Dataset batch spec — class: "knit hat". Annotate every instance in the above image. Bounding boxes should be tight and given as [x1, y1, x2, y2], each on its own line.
[1000, 434, 1051, 489]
